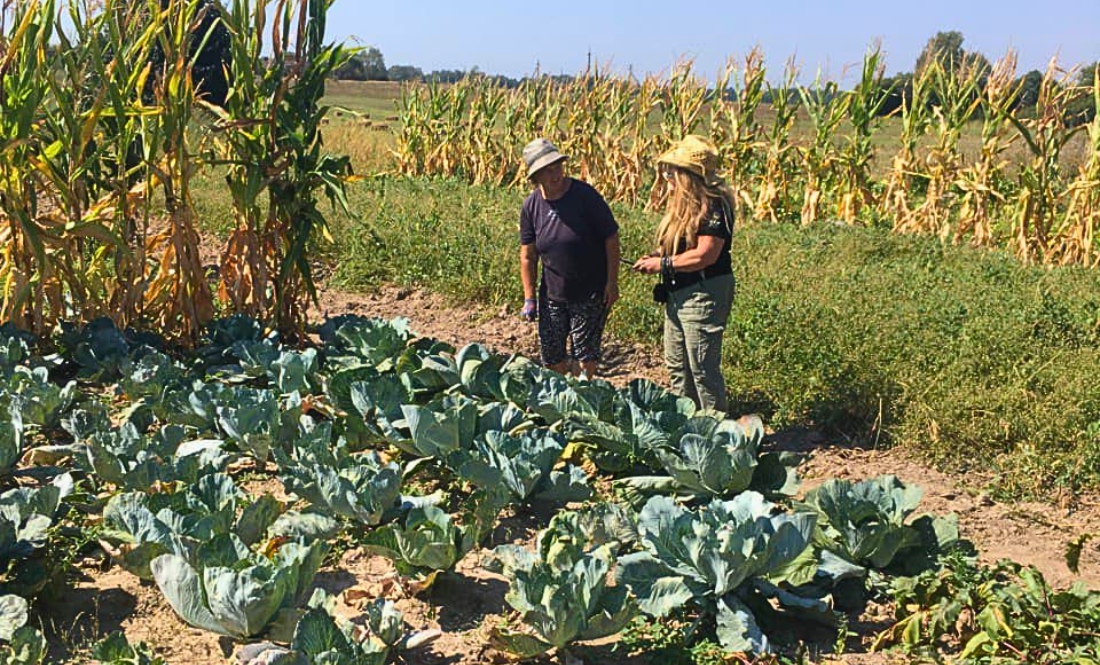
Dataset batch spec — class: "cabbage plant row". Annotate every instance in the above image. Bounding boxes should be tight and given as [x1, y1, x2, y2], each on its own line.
[0, 315, 964, 663]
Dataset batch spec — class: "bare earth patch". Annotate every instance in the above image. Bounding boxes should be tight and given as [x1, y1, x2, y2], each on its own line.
[39, 284, 1100, 664]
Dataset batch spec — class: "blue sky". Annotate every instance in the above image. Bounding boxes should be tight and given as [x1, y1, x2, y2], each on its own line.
[325, 0, 1098, 83]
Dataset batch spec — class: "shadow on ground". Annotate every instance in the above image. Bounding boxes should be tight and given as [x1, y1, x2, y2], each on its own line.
[40, 585, 138, 661]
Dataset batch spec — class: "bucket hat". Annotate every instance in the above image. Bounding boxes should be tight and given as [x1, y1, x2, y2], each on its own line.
[657, 135, 723, 186]
[522, 138, 567, 179]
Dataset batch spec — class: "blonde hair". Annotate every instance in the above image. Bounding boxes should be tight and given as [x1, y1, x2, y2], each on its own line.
[655, 168, 736, 256]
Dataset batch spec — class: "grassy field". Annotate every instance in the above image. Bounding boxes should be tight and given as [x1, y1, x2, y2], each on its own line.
[186, 80, 1100, 499]
[323, 80, 404, 126]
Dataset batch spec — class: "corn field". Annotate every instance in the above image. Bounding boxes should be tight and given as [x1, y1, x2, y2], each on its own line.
[393, 48, 1099, 267]
[0, 0, 352, 341]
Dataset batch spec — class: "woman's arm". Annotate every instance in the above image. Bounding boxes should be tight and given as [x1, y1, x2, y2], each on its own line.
[631, 236, 724, 275]
[520, 243, 539, 299]
[604, 233, 620, 307]
[666, 235, 724, 272]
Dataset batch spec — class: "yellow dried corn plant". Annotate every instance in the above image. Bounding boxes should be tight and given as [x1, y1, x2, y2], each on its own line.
[953, 52, 1020, 247]
[389, 49, 1100, 269]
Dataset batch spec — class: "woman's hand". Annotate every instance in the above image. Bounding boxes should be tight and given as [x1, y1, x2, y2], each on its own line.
[604, 282, 619, 309]
[520, 298, 537, 322]
[632, 255, 662, 275]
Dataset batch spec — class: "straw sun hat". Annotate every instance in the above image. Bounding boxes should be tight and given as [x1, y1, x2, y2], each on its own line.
[657, 135, 723, 186]
[522, 138, 568, 179]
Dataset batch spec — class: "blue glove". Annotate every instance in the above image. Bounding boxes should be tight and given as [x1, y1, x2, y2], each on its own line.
[520, 298, 537, 322]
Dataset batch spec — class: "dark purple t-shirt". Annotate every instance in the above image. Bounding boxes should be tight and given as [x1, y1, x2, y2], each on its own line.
[520, 179, 618, 303]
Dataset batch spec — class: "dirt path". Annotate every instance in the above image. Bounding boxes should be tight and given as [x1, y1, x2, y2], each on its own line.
[41, 284, 1100, 665]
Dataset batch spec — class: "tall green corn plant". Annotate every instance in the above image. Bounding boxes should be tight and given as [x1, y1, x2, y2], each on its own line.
[836, 46, 889, 224]
[625, 76, 661, 206]
[660, 60, 707, 141]
[560, 67, 602, 184]
[436, 78, 471, 177]
[33, 1, 102, 316]
[37, 1, 163, 326]
[205, 0, 284, 321]
[596, 75, 651, 204]
[501, 79, 527, 184]
[0, 0, 57, 332]
[468, 81, 506, 185]
[506, 76, 543, 186]
[263, 0, 353, 332]
[647, 61, 708, 210]
[394, 82, 434, 177]
[98, 1, 172, 326]
[798, 76, 849, 225]
[207, 0, 352, 333]
[0, 0, 171, 334]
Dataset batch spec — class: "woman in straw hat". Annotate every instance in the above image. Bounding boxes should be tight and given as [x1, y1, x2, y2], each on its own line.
[632, 135, 736, 412]
[519, 137, 621, 377]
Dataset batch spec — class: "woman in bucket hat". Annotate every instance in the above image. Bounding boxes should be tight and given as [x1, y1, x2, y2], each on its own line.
[519, 137, 621, 377]
[632, 135, 736, 412]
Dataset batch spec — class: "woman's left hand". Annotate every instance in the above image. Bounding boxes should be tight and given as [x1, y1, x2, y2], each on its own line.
[632, 256, 662, 274]
[604, 282, 619, 309]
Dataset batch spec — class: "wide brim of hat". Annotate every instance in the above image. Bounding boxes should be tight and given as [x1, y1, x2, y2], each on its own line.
[657, 151, 723, 186]
[527, 152, 567, 178]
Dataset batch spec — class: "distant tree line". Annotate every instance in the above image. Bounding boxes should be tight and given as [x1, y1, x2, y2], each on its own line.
[329, 46, 561, 88]
[872, 31, 1096, 125]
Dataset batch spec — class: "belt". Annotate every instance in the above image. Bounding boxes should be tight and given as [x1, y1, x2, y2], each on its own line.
[667, 266, 732, 292]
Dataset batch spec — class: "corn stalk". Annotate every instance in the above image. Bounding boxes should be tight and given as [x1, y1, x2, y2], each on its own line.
[603, 74, 660, 206]
[560, 66, 613, 186]
[908, 60, 981, 238]
[798, 76, 848, 225]
[1051, 68, 1100, 266]
[138, 0, 215, 343]
[467, 81, 506, 186]
[659, 60, 708, 141]
[1007, 61, 1084, 263]
[836, 46, 889, 223]
[953, 52, 1020, 247]
[0, 0, 86, 332]
[647, 61, 709, 210]
[37, 1, 168, 329]
[207, 0, 353, 334]
[754, 60, 799, 223]
[886, 66, 934, 231]
[711, 50, 766, 218]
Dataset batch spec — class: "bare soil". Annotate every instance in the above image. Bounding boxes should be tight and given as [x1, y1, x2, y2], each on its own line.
[39, 284, 1100, 665]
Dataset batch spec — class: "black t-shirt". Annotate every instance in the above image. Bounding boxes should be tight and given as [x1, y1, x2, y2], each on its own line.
[520, 179, 619, 303]
[669, 198, 734, 290]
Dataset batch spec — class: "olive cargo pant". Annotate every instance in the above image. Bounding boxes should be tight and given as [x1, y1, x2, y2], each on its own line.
[663, 273, 735, 413]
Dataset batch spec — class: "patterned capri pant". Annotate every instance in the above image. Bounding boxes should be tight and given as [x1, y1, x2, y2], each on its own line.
[537, 295, 608, 366]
